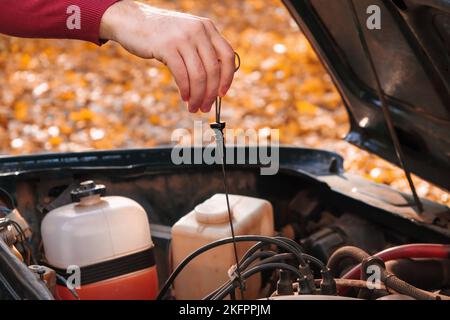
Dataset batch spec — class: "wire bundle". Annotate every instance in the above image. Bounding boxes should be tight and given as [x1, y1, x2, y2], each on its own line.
[0, 212, 36, 265]
[156, 235, 332, 300]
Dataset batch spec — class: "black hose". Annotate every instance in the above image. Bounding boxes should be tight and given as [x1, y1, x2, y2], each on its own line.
[204, 251, 308, 300]
[244, 252, 326, 271]
[203, 252, 283, 300]
[239, 238, 325, 271]
[253, 254, 298, 269]
[275, 237, 305, 263]
[239, 237, 307, 266]
[239, 242, 273, 265]
[211, 263, 304, 300]
[209, 253, 327, 300]
[240, 250, 279, 270]
[327, 246, 370, 278]
[302, 253, 327, 270]
[203, 280, 234, 300]
[157, 235, 306, 300]
[205, 252, 330, 300]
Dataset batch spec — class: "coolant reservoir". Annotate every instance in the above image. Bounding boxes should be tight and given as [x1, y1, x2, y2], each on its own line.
[41, 181, 158, 300]
[171, 194, 274, 300]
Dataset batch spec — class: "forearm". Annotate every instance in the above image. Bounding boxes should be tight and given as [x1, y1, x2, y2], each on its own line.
[0, 0, 120, 45]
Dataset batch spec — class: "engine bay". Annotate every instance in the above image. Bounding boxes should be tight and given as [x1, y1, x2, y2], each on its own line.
[1, 152, 449, 301]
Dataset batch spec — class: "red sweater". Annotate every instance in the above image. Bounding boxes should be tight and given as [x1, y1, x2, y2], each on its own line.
[0, 0, 120, 45]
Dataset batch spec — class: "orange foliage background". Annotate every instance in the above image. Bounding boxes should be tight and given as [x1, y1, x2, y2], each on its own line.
[0, 0, 447, 205]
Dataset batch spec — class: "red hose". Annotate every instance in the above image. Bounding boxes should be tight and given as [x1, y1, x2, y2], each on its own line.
[342, 244, 450, 281]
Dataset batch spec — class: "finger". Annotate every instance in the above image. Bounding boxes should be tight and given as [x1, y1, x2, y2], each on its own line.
[164, 49, 190, 102]
[179, 45, 207, 113]
[195, 29, 221, 113]
[202, 19, 235, 97]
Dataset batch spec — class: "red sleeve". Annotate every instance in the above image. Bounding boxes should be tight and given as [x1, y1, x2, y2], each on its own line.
[0, 0, 121, 45]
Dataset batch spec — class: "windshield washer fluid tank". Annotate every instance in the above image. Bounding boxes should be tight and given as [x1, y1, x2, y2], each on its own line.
[171, 194, 274, 300]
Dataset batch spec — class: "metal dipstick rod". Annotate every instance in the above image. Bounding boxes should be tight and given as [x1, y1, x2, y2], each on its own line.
[210, 53, 245, 299]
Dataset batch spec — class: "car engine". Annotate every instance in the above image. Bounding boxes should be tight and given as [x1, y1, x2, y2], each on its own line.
[1, 174, 449, 301]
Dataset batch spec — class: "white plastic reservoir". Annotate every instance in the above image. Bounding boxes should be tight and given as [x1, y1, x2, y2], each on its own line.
[41, 181, 158, 300]
[171, 194, 274, 300]
[42, 184, 153, 268]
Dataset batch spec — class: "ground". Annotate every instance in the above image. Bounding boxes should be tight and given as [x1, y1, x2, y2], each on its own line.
[0, 0, 447, 205]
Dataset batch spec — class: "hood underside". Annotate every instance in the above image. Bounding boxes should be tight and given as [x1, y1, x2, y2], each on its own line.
[283, 0, 450, 190]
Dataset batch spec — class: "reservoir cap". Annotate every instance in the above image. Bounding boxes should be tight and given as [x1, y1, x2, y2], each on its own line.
[195, 195, 232, 224]
[71, 181, 106, 202]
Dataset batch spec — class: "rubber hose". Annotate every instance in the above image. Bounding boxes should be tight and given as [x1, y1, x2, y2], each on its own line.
[386, 259, 450, 290]
[327, 246, 370, 278]
[381, 271, 438, 300]
[339, 244, 450, 296]
[342, 244, 450, 281]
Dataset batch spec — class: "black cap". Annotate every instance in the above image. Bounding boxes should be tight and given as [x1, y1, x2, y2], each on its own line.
[210, 122, 226, 131]
[71, 181, 106, 202]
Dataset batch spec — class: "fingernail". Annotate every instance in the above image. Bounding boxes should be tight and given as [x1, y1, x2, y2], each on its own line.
[189, 104, 198, 113]
[200, 105, 210, 113]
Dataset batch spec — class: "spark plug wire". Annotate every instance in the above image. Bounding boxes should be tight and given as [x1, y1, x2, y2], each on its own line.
[156, 235, 309, 300]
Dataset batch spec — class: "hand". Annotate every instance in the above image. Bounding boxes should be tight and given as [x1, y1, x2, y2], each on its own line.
[100, 0, 236, 113]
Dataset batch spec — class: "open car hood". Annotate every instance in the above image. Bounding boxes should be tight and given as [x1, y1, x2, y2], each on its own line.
[283, 0, 450, 190]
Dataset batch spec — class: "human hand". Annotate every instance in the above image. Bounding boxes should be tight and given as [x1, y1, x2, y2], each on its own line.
[100, 0, 236, 113]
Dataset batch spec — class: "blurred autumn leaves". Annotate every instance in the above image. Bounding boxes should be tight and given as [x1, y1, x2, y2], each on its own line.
[0, 0, 448, 205]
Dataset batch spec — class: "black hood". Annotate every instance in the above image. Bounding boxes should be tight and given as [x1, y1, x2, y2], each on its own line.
[283, 0, 449, 190]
